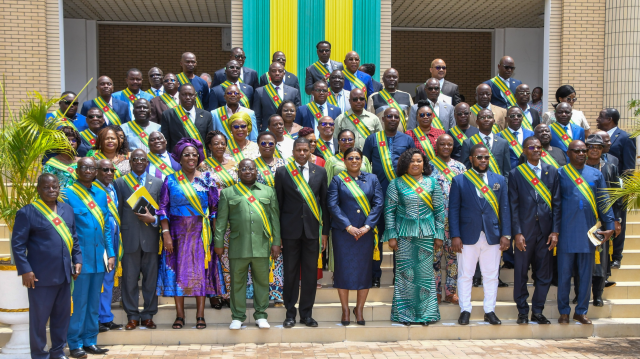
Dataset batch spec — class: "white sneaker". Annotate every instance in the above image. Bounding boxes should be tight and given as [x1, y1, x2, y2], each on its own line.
[255, 318, 270, 329]
[229, 320, 243, 330]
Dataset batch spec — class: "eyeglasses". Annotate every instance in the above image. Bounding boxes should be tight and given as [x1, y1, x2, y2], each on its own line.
[150, 73, 163, 78]
[233, 55, 246, 60]
[587, 145, 603, 150]
[347, 156, 361, 161]
[419, 112, 434, 118]
[131, 157, 147, 163]
[569, 149, 588, 154]
[565, 97, 578, 102]
[434, 66, 446, 70]
[227, 66, 241, 70]
[350, 97, 366, 102]
[385, 114, 400, 119]
[79, 166, 97, 172]
[517, 91, 531, 95]
[426, 87, 440, 91]
[474, 155, 491, 160]
[274, 57, 285, 62]
[226, 91, 240, 96]
[456, 111, 470, 116]
[182, 153, 199, 158]
[509, 114, 524, 119]
[99, 167, 115, 173]
[260, 141, 275, 147]
[62, 100, 79, 106]
[163, 79, 176, 83]
[239, 167, 256, 173]
[502, 66, 516, 71]
[478, 115, 494, 120]
[339, 138, 355, 143]
[233, 124, 247, 129]
[320, 122, 334, 127]
[313, 89, 329, 93]
[318, 49, 330, 53]
[526, 145, 542, 151]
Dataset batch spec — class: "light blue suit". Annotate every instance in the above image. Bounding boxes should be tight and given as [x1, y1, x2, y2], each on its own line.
[112, 89, 155, 121]
[210, 106, 259, 142]
[95, 180, 120, 325]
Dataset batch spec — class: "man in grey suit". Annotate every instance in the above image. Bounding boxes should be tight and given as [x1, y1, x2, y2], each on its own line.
[305, 41, 344, 95]
[415, 59, 462, 105]
[460, 109, 512, 179]
[115, 149, 163, 331]
[407, 78, 455, 132]
[253, 62, 302, 131]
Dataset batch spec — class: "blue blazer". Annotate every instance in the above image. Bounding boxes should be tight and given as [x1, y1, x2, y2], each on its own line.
[608, 127, 636, 172]
[508, 162, 561, 240]
[11, 202, 82, 286]
[343, 70, 375, 99]
[549, 123, 585, 155]
[112, 89, 155, 119]
[213, 66, 259, 90]
[483, 77, 522, 109]
[211, 107, 258, 142]
[449, 171, 511, 245]
[327, 172, 384, 231]
[177, 75, 210, 110]
[294, 103, 342, 129]
[46, 113, 88, 132]
[497, 128, 535, 169]
[80, 97, 131, 125]
[207, 83, 254, 111]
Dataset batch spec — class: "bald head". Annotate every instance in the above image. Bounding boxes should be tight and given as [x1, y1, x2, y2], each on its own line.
[344, 51, 361, 73]
[498, 56, 515, 79]
[476, 84, 492, 107]
[382, 68, 399, 91]
[180, 52, 197, 73]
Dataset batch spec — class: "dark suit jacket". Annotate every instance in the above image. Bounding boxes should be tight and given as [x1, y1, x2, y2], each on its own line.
[115, 174, 163, 254]
[148, 94, 176, 124]
[207, 83, 255, 111]
[460, 134, 512, 180]
[212, 66, 259, 90]
[11, 202, 82, 286]
[305, 60, 344, 94]
[313, 138, 340, 160]
[80, 97, 131, 124]
[259, 71, 300, 91]
[603, 153, 619, 169]
[372, 79, 383, 93]
[528, 108, 542, 129]
[483, 77, 522, 109]
[600, 162, 623, 220]
[415, 79, 462, 105]
[294, 103, 342, 129]
[608, 127, 636, 173]
[252, 84, 302, 131]
[449, 126, 479, 162]
[160, 107, 213, 154]
[497, 128, 535, 170]
[275, 161, 330, 240]
[508, 162, 561, 239]
[449, 171, 511, 245]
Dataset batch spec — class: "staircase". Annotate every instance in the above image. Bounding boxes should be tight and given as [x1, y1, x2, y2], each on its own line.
[3, 213, 640, 345]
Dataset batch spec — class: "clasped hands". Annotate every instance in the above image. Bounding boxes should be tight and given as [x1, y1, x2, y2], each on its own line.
[346, 225, 369, 240]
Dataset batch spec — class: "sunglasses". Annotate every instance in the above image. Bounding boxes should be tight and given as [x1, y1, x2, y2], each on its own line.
[318, 49, 330, 53]
[419, 112, 434, 118]
[79, 166, 97, 172]
[474, 155, 491, 160]
[527, 145, 542, 151]
[502, 65, 516, 70]
[426, 87, 440, 91]
[233, 55, 246, 60]
[228, 66, 241, 70]
[226, 91, 240, 96]
[456, 111, 470, 116]
[314, 89, 329, 93]
[347, 156, 361, 161]
[131, 157, 147, 163]
[565, 97, 578, 102]
[478, 115, 494, 120]
[163, 79, 176, 83]
[320, 122, 334, 127]
[350, 97, 366, 102]
[274, 57, 285, 62]
[385, 114, 400, 119]
[150, 73, 163, 78]
[434, 66, 446, 70]
[339, 138, 355, 143]
[260, 141, 275, 147]
[509, 114, 523, 119]
[233, 124, 248, 129]
[63, 100, 79, 106]
[587, 145, 603, 150]
[569, 149, 588, 154]
[88, 115, 102, 119]
[99, 167, 115, 173]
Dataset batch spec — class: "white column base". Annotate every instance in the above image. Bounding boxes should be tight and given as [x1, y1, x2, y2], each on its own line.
[0, 323, 30, 358]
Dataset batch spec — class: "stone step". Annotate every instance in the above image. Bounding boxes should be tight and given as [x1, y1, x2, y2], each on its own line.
[0, 237, 9, 255]
[622, 235, 640, 250]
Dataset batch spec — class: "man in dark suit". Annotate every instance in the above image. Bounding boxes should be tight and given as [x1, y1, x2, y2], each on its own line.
[415, 59, 462, 105]
[253, 62, 302, 131]
[149, 73, 180, 124]
[549, 102, 585, 156]
[358, 64, 384, 93]
[498, 107, 535, 171]
[305, 41, 344, 95]
[161, 84, 213, 154]
[12, 173, 82, 359]
[483, 56, 522, 109]
[115, 149, 163, 331]
[595, 130, 619, 168]
[275, 138, 329, 328]
[450, 144, 511, 325]
[314, 115, 339, 160]
[208, 60, 255, 111]
[460, 109, 512, 180]
[449, 102, 479, 162]
[176, 52, 209, 111]
[295, 80, 341, 136]
[515, 84, 541, 129]
[212, 47, 259, 89]
[259, 51, 300, 90]
[80, 75, 131, 125]
[508, 136, 561, 325]
[596, 108, 636, 268]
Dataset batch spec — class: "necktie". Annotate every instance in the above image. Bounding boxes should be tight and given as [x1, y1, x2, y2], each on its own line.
[299, 165, 305, 182]
[563, 125, 568, 132]
[319, 104, 324, 114]
[137, 175, 143, 185]
[156, 89, 160, 96]
[324, 63, 330, 72]
[514, 131, 519, 143]
[484, 136, 492, 150]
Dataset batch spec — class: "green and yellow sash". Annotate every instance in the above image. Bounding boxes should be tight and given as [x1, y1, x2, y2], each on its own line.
[469, 134, 500, 174]
[216, 106, 233, 138]
[316, 138, 337, 161]
[516, 164, 552, 209]
[431, 156, 457, 182]
[375, 132, 396, 181]
[92, 152, 123, 179]
[264, 83, 283, 109]
[255, 157, 275, 187]
[227, 137, 245, 163]
[541, 148, 560, 169]
[122, 172, 142, 193]
[313, 61, 331, 80]
[93, 181, 124, 284]
[52, 110, 79, 131]
[70, 182, 105, 229]
[159, 93, 179, 109]
[412, 127, 436, 160]
[176, 72, 203, 109]
[307, 102, 324, 121]
[336, 152, 344, 160]
[46, 158, 77, 180]
[449, 126, 468, 146]
[221, 81, 250, 108]
[399, 174, 433, 210]
[205, 157, 236, 188]
[283, 127, 294, 140]
[346, 112, 371, 139]
[122, 88, 138, 105]
[490, 76, 517, 106]
[327, 91, 338, 106]
[173, 170, 213, 268]
[428, 105, 445, 130]
[93, 97, 122, 125]
[126, 121, 150, 148]
[285, 160, 322, 224]
[562, 163, 598, 219]
[379, 89, 407, 130]
[273, 145, 284, 159]
[174, 106, 205, 152]
[344, 70, 366, 96]
[464, 170, 500, 219]
[147, 152, 175, 176]
[550, 122, 572, 148]
[500, 128, 523, 157]
[145, 88, 157, 97]
[520, 111, 533, 131]
[337, 172, 380, 260]
[80, 129, 97, 146]
[471, 104, 499, 134]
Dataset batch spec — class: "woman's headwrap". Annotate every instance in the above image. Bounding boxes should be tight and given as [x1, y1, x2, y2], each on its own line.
[229, 112, 252, 134]
[172, 138, 205, 165]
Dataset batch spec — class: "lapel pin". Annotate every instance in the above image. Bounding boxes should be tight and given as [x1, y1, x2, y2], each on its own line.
[493, 183, 500, 190]
[545, 172, 548, 175]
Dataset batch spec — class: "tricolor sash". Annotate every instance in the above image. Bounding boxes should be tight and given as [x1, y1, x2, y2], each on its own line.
[449, 126, 468, 146]
[221, 81, 250, 108]
[93, 181, 123, 283]
[327, 91, 338, 106]
[469, 134, 501, 174]
[173, 106, 205, 151]
[176, 72, 203, 109]
[216, 106, 233, 138]
[337, 172, 380, 260]
[122, 172, 142, 193]
[307, 102, 324, 121]
[562, 163, 598, 219]
[159, 93, 179, 109]
[516, 164, 552, 209]
[227, 137, 245, 163]
[80, 129, 97, 146]
[428, 105, 445, 130]
[313, 61, 331, 80]
[264, 83, 283, 109]
[273, 144, 284, 160]
[541, 148, 560, 169]
[490, 76, 517, 106]
[92, 152, 123, 179]
[412, 127, 436, 160]
[471, 104, 499, 134]
[501, 129, 523, 157]
[92, 97, 122, 125]
[283, 127, 294, 140]
[52, 110, 79, 131]
[344, 70, 366, 96]
[145, 89, 157, 97]
[174, 170, 213, 268]
[431, 156, 457, 182]
[205, 157, 236, 187]
[122, 88, 138, 105]
[147, 152, 175, 176]
[375, 132, 396, 181]
[346, 112, 371, 139]
[126, 121, 150, 148]
[550, 122, 572, 148]
[69, 182, 105, 230]
[46, 158, 77, 180]
[399, 174, 434, 210]
[520, 112, 533, 131]
[464, 170, 500, 219]
[255, 157, 275, 187]
[316, 138, 337, 161]
[285, 160, 322, 224]
[335, 152, 344, 160]
[379, 90, 407, 130]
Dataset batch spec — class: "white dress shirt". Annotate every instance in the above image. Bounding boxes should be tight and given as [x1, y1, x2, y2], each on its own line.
[272, 82, 284, 100]
[607, 126, 618, 137]
[333, 89, 351, 113]
[240, 67, 244, 82]
[428, 98, 441, 117]
[148, 151, 173, 181]
[320, 136, 335, 154]
[559, 122, 573, 139]
[320, 60, 333, 73]
[508, 126, 524, 144]
[295, 161, 310, 183]
[151, 87, 165, 97]
[481, 132, 495, 149]
[185, 106, 196, 124]
[312, 102, 329, 138]
[522, 104, 533, 125]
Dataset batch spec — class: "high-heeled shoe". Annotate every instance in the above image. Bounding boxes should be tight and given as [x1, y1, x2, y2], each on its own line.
[341, 308, 350, 326]
[353, 308, 365, 325]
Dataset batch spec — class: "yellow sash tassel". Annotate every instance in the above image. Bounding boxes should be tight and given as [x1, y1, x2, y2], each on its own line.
[114, 264, 122, 287]
[269, 270, 274, 283]
[158, 237, 163, 255]
[609, 238, 614, 262]
[101, 284, 104, 293]
[553, 247, 557, 256]
[595, 247, 601, 264]
[70, 297, 73, 316]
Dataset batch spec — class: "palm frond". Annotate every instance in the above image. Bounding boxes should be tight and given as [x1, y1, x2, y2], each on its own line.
[601, 170, 640, 211]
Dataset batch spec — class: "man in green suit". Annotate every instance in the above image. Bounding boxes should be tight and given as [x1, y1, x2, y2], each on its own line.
[215, 158, 281, 330]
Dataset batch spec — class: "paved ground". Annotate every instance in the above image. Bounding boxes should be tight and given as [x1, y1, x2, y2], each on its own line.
[91, 337, 640, 358]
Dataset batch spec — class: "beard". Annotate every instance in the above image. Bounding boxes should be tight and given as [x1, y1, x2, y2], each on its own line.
[472, 164, 489, 174]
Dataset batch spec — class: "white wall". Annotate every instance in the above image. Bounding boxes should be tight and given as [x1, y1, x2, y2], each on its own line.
[493, 28, 544, 90]
[63, 19, 98, 103]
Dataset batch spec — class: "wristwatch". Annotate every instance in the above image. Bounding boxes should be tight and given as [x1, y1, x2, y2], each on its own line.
[364, 225, 371, 230]
[504, 235, 511, 240]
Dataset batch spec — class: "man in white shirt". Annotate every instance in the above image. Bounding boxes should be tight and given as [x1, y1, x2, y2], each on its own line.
[329, 70, 351, 113]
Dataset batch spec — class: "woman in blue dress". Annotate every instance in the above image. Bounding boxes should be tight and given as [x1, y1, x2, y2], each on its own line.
[327, 147, 384, 326]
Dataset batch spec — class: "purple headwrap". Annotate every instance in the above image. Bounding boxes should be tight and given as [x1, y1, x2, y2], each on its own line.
[172, 138, 206, 165]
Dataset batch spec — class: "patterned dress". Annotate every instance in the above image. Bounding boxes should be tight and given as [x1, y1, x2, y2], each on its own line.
[224, 140, 260, 161]
[43, 160, 77, 188]
[383, 176, 445, 323]
[429, 159, 466, 298]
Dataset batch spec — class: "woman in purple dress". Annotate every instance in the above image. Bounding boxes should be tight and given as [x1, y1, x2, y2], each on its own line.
[156, 138, 222, 330]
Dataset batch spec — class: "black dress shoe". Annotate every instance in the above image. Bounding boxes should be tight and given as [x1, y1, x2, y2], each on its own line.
[53, 356, 70, 359]
[372, 277, 381, 288]
[531, 313, 551, 324]
[458, 311, 470, 325]
[102, 321, 123, 330]
[611, 259, 621, 269]
[83, 345, 109, 355]
[68, 349, 87, 358]
[283, 318, 296, 328]
[572, 297, 578, 304]
[605, 280, 617, 288]
[593, 297, 604, 307]
[98, 323, 109, 333]
[484, 312, 502, 325]
[502, 262, 514, 269]
[300, 317, 318, 327]
[473, 277, 482, 287]
[516, 313, 529, 324]
[498, 278, 509, 287]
